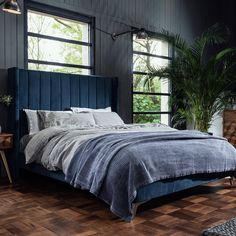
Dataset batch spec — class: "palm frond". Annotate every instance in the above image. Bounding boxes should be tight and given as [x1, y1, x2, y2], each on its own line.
[160, 29, 187, 50]
[191, 23, 230, 62]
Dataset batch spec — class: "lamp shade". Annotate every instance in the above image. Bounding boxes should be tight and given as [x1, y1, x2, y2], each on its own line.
[2, 0, 21, 15]
[136, 28, 148, 40]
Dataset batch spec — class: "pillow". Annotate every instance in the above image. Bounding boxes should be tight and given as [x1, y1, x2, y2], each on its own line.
[93, 112, 124, 126]
[23, 109, 40, 135]
[38, 111, 96, 129]
[71, 107, 111, 113]
[24, 109, 72, 134]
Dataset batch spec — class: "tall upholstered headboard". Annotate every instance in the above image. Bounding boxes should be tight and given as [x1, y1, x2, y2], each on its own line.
[7, 67, 118, 177]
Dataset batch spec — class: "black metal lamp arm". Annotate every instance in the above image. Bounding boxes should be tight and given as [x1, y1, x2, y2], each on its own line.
[111, 29, 136, 40]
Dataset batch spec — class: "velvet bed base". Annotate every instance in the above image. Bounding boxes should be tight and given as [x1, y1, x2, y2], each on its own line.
[19, 154, 234, 203]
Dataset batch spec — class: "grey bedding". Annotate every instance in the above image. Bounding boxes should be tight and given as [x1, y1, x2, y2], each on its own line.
[64, 130, 236, 220]
[20, 134, 35, 153]
[24, 126, 236, 221]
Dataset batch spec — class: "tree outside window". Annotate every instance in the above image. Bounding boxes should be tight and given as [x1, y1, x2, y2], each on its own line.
[133, 35, 172, 124]
[27, 10, 93, 75]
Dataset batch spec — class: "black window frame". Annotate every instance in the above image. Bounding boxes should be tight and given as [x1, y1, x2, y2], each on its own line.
[132, 31, 174, 125]
[24, 1, 95, 74]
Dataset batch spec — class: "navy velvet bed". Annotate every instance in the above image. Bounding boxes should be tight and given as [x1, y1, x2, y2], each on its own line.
[7, 67, 234, 209]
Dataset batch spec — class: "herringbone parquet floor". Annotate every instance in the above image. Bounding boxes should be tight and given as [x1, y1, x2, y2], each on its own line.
[0, 174, 236, 236]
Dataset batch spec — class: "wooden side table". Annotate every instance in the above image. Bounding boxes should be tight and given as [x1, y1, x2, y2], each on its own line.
[0, 133, 13, 184]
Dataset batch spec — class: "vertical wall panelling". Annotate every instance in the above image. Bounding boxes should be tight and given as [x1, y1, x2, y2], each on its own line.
[4, 14, 14, 68]
[17, 0, 25, 68]
[94, 16, 102, 75]
[0, 14, 5, 68]
[0, 70, 8, 130]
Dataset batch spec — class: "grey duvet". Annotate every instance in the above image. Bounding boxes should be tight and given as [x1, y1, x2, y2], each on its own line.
[24, 127, 236, 221]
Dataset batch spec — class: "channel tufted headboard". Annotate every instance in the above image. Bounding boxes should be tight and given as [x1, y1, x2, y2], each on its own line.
[7, 67, 118, 178]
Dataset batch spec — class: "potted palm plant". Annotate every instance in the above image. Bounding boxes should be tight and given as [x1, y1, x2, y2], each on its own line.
[149, 24, 236, 132]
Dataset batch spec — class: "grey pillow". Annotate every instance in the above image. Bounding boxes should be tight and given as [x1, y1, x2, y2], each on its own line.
[23, 109, 40, 134]
[93, 112, 124, 126]
[38, 111, 96, 129]
[24, 109, 73, 134]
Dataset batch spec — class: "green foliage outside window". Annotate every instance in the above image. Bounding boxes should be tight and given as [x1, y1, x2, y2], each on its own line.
[133, 37, 170, 124]
[133, 113, 161, 123]
[27, 11, 90, 75]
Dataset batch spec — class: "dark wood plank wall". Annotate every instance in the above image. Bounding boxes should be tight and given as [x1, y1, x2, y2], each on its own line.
[0, 0, 234, 129]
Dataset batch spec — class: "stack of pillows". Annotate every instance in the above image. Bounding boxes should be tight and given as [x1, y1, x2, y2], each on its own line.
[24, 107, 125, 135]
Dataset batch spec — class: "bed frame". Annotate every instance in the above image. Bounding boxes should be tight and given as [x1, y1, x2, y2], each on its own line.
[7, 67, 235, 218]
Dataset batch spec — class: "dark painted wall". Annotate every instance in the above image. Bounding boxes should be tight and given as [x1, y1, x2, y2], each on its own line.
[0, 0, 235, 131]
[0, 70, 8, 132]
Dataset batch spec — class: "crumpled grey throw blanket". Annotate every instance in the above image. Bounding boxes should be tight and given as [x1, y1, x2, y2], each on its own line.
[65, 130, 236, 221]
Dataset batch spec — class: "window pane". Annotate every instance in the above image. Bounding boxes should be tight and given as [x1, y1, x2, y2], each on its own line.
[133, 54, 169, 73]
[28, 63, 91, 75]
[160, 114, 170, 126]
[133, 94, 170, 112]
[132, 34, 171, 125]
[133, 36, 169, 57]
[133, 75, 170, 93]
[28, 10, 89, 43]
[133, 114, 161, 124]
[28, 36, 90, 66]
[133, 114, 170, 125]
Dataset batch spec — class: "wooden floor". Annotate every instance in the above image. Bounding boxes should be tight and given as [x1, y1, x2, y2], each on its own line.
[0, 175, 236, 236]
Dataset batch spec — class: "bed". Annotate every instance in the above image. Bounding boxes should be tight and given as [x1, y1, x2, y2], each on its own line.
[7, 67, 236, 221]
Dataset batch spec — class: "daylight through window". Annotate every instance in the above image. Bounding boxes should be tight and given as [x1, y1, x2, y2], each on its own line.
[133, 35, 172, 125]
[27, 9, 93, 75]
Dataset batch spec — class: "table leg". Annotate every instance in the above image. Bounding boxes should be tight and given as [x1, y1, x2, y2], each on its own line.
[0, 151, 13, 184]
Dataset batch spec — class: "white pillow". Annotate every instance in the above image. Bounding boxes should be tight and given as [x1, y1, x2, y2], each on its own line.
[71, 107, 111, 113]
[38, 111, 96, 129]
[93, 112, 124, 126]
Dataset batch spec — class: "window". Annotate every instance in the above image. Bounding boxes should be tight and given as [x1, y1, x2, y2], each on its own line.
[132, 34, 172, 125]
[26, 2, 94, 75]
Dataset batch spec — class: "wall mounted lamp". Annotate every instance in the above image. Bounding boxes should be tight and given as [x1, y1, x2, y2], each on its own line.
[0, 0, 21, 15]
[111, 28, 148, 41]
